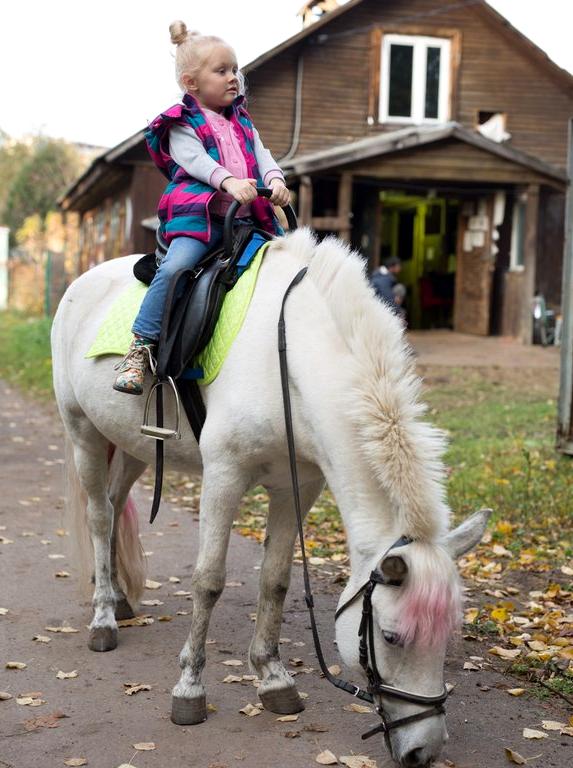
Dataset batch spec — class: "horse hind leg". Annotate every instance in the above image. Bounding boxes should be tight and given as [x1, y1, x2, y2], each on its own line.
[171, 463, 250, 726]
[249, 478, 324, 714]
[108, 448, 147, 620]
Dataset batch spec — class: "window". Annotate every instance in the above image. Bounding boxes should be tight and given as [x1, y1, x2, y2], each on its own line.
[509, 199, 525, 271]
[380, 35, 451, 124]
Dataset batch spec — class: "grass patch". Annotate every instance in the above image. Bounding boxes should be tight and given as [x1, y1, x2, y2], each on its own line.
[0, 311, 53, 398]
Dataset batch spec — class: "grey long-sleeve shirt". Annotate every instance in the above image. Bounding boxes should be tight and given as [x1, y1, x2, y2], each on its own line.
[169, 123, 284, 191]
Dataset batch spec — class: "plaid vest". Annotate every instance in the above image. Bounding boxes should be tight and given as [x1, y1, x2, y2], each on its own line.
[145, 93, 283, 244]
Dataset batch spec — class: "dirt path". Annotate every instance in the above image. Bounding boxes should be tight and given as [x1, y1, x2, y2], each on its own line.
[0, 381, 571, 768]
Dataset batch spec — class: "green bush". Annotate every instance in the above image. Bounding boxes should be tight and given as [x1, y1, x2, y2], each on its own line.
[0, 311, 53, 398]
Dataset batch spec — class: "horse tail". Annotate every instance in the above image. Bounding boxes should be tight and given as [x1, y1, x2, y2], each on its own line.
[64, 437, 146, 606]
[110, 448, 146, 606]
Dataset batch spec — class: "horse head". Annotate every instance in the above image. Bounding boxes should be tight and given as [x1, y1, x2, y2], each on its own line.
[335, 509, 490, 768]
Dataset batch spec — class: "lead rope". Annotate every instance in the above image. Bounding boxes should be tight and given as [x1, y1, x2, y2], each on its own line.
[278, 268, 373, 705]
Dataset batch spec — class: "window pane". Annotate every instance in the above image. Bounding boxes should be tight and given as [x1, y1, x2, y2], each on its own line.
[425, 46, 441, 119]
[388, 44, 413, 117]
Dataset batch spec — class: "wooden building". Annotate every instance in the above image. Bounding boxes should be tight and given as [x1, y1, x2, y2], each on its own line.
[60, 0, 573, 340]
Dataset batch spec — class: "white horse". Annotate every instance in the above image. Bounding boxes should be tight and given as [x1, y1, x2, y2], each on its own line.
[51, 228, 489, 768]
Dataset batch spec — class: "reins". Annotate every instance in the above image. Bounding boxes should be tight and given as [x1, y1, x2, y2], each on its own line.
[278, 269, 449, 747]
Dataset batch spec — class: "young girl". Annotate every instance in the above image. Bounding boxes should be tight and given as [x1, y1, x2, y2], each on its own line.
[113, 20, 290, 394]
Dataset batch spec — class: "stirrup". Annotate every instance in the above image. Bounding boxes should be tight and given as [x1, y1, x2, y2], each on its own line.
[141, 377, 182, 440]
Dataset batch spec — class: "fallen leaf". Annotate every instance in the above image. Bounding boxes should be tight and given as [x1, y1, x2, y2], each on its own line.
[168, 576, 181, 583]
[16, 696, 46, 706]
[64, 759, 88, 766]
[222, 659, 243, 666]
[23, 711, 68, 731]
[117, 616, 153, 628]
[327, 664, 341, 676]
[343, 703, 372, 714]
[48, 554, 66, 560]
[55, 571, 71, 578]
[560, 565, 573, 576]
[276, 714, 299, 722]
[562, 727, 573, 737]
[289, 658, 304, 667]
[541, 720, 565, 731]
[507, 688, 526, 696]
[285, 731, 301, 739]
[304, 723, 329, 733]
[6, 661, 27, 669]
[56, 670, 78, 679]
[33, 635, 51, 644]
[124, 683, 152, 696]
[173, 590, 192, 597]
[144, 579, 162, 590]
[222, 675, 243, 683]
[140, 599, 163, 607]
[225, 581, 243, 587]
[315, 750, 337, 765]
[45, 625, 79, 633]
[239, 703, 261, 717]
[504, 748, 526, 765]
[0, 608, 8, 615]
[207, 703, 218, 713]
[522, 728, 547, 739]
[463, 661, 480, 670]
[133, 742, 156, 751]
[488, 646, 521, 659]
[0, 691, 13, 700]
[158, 615, 173, 622]
[340, 757, 377, 768]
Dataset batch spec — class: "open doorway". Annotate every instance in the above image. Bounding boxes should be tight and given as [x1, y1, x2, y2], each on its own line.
[379, 192, 459, 329]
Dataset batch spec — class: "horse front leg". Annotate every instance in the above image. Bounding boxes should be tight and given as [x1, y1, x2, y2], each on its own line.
[250, 479, 324, 714]
[171, 464, 249, 725]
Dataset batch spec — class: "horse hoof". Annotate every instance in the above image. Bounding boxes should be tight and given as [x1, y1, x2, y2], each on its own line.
[88, 626, 118, 652]
[114, 598, 135, 621]
[171, 694, 207, 725]
[258, 686, 305, 714]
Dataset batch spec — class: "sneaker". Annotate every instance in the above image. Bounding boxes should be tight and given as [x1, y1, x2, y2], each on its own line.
[113, 335, 156, 395]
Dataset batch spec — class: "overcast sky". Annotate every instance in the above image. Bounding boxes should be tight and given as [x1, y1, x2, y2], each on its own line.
[0, 0, 571, 149]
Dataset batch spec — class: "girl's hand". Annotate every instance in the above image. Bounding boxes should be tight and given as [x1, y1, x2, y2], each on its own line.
[269, 178, 290, 207]
[222, 177, 258, 204]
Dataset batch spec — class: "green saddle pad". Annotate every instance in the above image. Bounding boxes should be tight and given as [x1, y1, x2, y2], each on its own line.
[86, 242, 269, 385]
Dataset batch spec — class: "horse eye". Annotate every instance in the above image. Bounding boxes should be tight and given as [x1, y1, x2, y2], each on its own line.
[383, 631, 400, 646]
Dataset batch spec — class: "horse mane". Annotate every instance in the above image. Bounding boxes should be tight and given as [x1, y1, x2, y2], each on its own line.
[304, 232, 450, 542]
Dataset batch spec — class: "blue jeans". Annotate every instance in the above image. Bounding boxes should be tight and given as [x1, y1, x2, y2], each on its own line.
[132, 224, 225, 341]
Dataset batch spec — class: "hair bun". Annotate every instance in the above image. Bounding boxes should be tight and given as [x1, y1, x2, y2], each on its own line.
[169, 20, 189, 46]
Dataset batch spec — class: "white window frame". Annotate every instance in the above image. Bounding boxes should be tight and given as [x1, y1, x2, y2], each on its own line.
[379, 34, 451, 124]
[509, 199, 526, 272]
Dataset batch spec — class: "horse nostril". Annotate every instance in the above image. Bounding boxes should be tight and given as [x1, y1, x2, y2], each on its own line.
[402, 747, 427, 768]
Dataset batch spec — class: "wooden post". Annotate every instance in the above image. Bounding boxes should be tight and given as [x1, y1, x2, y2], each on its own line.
[337, 172, 353, 242]
[520, 184, 540, 344]
[298, 175, 313, 226]
[557, 119, 573, 453]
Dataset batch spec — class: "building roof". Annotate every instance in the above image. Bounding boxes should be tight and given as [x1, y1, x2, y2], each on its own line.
[281, 122, 568, 183]
[244, 0, 573, 95]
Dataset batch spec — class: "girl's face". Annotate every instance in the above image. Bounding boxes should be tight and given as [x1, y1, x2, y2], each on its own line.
[187, 44, 239, 112]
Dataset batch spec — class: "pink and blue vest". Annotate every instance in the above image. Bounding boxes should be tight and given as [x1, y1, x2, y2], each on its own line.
[145, 93, 283, 245]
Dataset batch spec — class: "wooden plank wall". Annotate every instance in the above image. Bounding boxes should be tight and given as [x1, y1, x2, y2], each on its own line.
[246, 0, 573, 170]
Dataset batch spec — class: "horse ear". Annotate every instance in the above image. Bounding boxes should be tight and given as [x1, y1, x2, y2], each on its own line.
[444, 509, 492, 558]
[379, 554, 408, 585]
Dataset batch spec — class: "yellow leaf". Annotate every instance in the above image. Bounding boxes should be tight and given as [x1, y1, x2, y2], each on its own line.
[222, 659, 243, 666]
[315, 751, 338, 765]
[144, 579, 162, 590]
[0, 691, 13, 700]
[124, 683, 151, 696]
[276, 714, 299, 722]
[340, 758, 377, 768]
[541, 720, 565, 731]
[507, 688, 526, 696]
[343, 703, 372, 714]
[56, 670, 78, 680]
[488, 646, 521, 659]
[64, 760, 88, 767]
[133, 742, 156, 750]
[464, 608, 479, 623]
[522, 728, 547, 739]
[239, 703, 261, 717]
[5, 661, 27, 670]
[504, 748, 526, 764]
[491, 607, 509, 622]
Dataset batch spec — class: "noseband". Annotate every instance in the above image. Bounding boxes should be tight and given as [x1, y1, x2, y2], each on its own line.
[278, 270, 449, 749]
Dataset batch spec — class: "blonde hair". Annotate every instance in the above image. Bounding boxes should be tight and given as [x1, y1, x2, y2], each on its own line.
[169, 20, 244, 94]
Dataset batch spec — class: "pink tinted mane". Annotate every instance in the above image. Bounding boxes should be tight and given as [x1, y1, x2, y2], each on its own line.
[396, 546, 462, 648]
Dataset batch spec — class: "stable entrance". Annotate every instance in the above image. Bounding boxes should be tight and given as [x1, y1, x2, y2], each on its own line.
[379, 192, 459, 329]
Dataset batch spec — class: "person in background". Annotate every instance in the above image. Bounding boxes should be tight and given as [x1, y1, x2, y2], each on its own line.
[369, 257, 405, 316]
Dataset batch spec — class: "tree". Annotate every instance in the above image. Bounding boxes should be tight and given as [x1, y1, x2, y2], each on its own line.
[2, 139, 82, 238]
[0, 137, 32, 224]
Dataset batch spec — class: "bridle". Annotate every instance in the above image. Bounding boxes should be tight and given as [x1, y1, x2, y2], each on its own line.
[278, 270, 449, 751]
